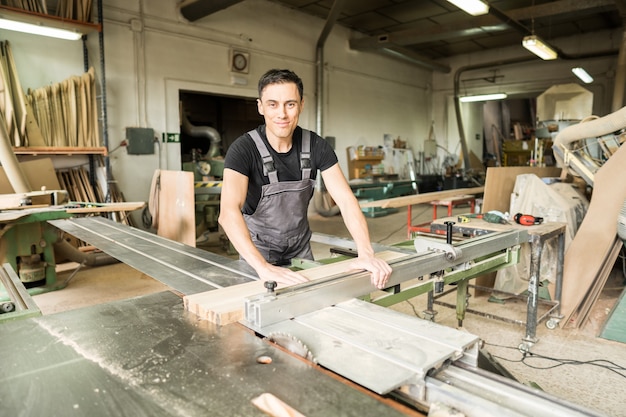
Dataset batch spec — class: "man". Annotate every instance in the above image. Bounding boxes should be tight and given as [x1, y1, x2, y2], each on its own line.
[218, 69, 392, 289]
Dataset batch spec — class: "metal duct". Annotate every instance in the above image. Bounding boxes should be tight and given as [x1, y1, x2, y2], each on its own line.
[181, 112, 221, 158]
[178, 0, 244, 22]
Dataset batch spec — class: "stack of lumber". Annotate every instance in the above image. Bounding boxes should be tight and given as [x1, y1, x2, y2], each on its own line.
[2, 0, 94, 23]
[27, 67, 100, 148]
[0, 40, 100, 149]
[0, 41, 27, 147]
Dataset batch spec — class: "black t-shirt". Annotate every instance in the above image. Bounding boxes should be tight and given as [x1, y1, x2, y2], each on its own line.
[224, 125, 338, 214]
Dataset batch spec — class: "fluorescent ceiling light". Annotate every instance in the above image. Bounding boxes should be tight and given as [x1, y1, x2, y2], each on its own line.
[572, 67, 593, 84]
[522, 35, 558, 60]
[0, 17, 83, 41]
[446, 0, 489, 16]
[459, 93, 507, 103]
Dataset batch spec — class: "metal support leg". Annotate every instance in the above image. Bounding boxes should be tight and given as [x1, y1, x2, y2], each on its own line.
[456, 279, 468, 327]
[521, 234, 542, 350]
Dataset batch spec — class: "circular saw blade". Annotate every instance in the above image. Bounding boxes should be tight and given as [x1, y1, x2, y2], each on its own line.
[267, 332, 317, 363]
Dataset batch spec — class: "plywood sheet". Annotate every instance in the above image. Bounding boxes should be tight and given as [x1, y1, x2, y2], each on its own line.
[0, 158, 60, 194]
[561, 143, 626, 327]
[482, 166, 562, 213]
[156, 170, 195, 247]
[185, 250, 409, 325]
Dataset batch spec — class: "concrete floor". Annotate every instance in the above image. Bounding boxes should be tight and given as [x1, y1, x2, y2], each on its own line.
[33, 203, 626, 417]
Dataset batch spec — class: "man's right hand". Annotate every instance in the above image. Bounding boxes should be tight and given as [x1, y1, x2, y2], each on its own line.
[257, 263, 310, 287]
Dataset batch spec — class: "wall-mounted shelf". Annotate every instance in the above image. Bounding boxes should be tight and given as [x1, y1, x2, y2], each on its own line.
[0, 5, 101, 36]
[13, 147, 108, 156]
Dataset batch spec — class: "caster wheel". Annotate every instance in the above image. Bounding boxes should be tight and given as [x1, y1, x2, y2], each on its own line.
[518, 342, 531, 353]
[546, 318, 559, 330]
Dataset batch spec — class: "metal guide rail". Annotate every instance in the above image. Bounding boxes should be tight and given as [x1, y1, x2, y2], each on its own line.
[243, 229, 527, 329]
[49, 216, 259, 295]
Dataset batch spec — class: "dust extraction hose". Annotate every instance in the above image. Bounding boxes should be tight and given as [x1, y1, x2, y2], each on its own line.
[53, 239, 120, 267]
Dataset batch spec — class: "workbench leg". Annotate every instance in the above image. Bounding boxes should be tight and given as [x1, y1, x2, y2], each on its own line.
[554, 233, 565, 317]
[522, 235, 542, 350]
[423, 290, 437, 321]
[456, 279, 468, 327]
[407, 205, 413, 239]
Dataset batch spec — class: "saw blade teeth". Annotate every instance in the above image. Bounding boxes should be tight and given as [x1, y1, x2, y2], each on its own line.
[266, 332, 317, 363]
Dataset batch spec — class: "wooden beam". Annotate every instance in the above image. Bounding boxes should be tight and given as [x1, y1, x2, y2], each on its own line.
[359, 187, 484, 209]
[184, 250, 408, 325]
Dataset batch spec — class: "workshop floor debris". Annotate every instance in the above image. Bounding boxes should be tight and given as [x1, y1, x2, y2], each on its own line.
[33, 204, 626, 417]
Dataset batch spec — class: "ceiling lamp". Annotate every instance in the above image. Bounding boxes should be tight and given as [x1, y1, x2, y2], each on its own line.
[522, 35, 558, 60]
[0, 17, 83, 40]
[572, 67, 593, 84]
[446, 0, 489, 16]
[459, 93, 507, 103]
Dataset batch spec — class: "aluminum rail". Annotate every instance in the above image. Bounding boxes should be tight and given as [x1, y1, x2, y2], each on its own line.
[244, 229, 527, 329]
[49, 217, 258, 295]
[413, 362, 607, 417]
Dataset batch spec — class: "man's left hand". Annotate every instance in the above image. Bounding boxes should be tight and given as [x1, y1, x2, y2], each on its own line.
[348, 256, 392, 289]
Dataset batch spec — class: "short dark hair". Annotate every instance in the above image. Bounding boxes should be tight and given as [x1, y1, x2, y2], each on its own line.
[258, 69, 303, 100]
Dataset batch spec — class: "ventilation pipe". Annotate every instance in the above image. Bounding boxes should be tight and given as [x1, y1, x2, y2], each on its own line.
[53, 238, 119, 267]
[314, 0, 347, 217]
[181, 112, 221, 158]
[178, 0, 244, 22]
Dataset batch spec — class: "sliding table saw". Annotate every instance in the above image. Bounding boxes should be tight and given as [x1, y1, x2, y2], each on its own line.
[0, 216, 604, 417]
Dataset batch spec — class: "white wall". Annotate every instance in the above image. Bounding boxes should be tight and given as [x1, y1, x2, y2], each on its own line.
[6, 0, 432, 227]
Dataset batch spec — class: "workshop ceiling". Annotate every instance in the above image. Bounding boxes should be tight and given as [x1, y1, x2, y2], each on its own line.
[265, 0, 626, 68]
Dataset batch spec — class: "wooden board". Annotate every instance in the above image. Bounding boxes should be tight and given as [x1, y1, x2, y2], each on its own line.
[475, 166, 562, 295]
[156, 170, 195, 247]
[359, 187, 484, 209]
[184, 250, 409, 325]
[0, 158, 60, 193]
[482, 166, 562, 213]
[560, 143, 626, 327]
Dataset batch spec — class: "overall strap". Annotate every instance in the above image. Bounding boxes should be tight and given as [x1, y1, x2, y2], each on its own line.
[248, 129, 279, 183]
[300, 129, 312, 180]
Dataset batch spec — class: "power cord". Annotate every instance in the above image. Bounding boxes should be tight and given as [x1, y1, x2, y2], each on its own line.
[484, 341, 626, 379]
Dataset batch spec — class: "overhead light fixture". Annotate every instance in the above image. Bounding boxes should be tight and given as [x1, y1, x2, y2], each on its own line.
[0, 17, 83, 40]
[0, 7, 99, 41]
[572, 67, 593, 84]
[459, 93, 507, 103]
[446, 0, 489, 16]
[522, 35, 558, 60]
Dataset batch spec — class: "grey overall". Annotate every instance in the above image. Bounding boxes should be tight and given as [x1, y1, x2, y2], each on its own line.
[243, 129, 315, 266]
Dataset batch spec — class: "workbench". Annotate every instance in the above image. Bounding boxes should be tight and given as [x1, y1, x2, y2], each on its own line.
[430, 216, 566, 350]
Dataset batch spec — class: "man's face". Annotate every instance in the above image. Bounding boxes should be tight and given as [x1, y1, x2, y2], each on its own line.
[257, 82, 303, 142]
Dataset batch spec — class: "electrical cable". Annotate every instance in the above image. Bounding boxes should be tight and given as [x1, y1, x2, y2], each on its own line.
[484, 341, 626, 380]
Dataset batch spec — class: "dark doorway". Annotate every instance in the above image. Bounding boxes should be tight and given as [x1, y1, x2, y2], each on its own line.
[179, 91, 261, 164]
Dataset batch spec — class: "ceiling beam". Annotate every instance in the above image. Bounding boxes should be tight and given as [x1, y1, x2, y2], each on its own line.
[350, 0, 616, 50]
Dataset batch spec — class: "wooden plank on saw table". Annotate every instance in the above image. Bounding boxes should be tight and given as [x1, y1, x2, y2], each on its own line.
[184, 250, 409, 325]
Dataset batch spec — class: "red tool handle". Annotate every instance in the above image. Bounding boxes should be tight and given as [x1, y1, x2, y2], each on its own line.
[514, 213, 543, 226]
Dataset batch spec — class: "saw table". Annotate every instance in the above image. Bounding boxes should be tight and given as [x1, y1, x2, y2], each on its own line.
[0, 216, 603, 417]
